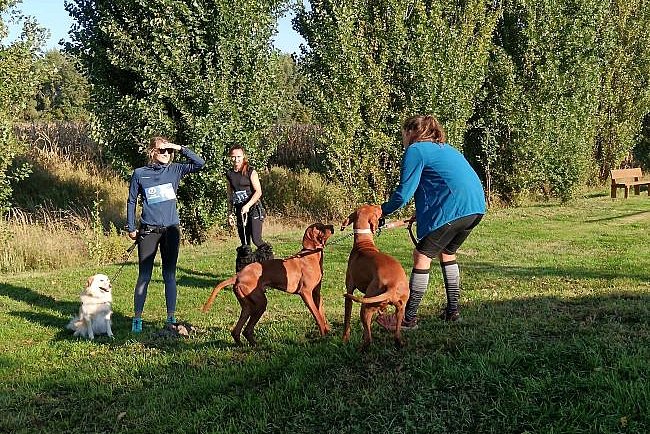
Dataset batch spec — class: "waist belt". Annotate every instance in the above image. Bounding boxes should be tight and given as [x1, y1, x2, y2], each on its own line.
[140, 224, 170, 234]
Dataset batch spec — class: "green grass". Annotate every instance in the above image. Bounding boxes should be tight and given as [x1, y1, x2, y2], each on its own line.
[1, 189, 649, 433]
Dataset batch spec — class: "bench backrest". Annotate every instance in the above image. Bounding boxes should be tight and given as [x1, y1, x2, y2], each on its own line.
[611, 168, 643, 181]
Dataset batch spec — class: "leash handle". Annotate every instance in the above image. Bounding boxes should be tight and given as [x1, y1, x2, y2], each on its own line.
[379, 218, 419, 246]
[241, 211, 248, 244]
[407, 220, 419, 246]
[126, 240, 138, 254]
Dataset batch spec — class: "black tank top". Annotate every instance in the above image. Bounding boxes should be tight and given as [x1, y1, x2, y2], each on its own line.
[226, 167, 256, 205]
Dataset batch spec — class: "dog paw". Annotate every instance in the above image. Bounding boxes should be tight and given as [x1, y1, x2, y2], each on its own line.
[243, 332, 257, 346]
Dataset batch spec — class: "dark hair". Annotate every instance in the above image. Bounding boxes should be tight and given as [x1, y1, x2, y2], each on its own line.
[402, 115, 446, 145]
[229, 144, 249, 176]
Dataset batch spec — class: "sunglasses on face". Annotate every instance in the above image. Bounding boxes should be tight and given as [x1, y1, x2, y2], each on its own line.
[157, 148, 174, 155]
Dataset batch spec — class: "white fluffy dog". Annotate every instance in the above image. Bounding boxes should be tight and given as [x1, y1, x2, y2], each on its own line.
[67, 274, 113, 340]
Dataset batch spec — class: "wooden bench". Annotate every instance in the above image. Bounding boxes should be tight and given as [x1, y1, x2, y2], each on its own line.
[610, 168, 650, 198]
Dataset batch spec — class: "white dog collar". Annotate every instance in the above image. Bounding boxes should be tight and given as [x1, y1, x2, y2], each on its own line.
[353, 228, 373, 234]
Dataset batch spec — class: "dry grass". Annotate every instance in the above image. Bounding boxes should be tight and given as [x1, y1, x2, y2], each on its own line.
[1, 208, 90, 273]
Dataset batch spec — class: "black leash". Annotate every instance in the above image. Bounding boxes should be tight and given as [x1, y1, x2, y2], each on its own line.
[406, 220, 418, 246]
[110, 240, 138, 284]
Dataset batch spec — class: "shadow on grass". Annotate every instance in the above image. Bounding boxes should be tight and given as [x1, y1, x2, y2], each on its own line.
[466, 261, 650, 282]
[584, 209, 650, 223]
[0, 282, 132, 341]
[176, 266, 232, 289]
[583, 191, 609, 199]
[3, 288, 649, 433]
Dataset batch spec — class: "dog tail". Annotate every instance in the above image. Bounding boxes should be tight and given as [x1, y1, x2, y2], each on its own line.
[344, 292, 391, 304]
[66, 315, 81, 331]
[202, 276, 236, 312]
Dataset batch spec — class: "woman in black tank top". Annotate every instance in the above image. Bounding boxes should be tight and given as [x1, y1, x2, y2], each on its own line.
[226, 145, 272, 257]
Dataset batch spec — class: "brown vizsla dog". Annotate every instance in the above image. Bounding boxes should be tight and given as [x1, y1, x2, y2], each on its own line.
[202, 223, 334, 345]
[341, 205, 410, 350]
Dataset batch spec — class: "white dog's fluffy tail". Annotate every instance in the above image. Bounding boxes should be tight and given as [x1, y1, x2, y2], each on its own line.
[67, 315, 87, 336]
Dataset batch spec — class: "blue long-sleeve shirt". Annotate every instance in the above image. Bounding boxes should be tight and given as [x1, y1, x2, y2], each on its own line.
[127, 147, 205, 232]
[381, 141, 486, 239]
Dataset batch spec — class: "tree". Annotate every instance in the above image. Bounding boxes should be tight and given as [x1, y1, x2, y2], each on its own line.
[66, 0, 289, 242]
[24, 49, 90, 122]
[295, 0, 497, 200]
[593, 0, 650, 178]
[274, 53, 311, 125]
[0, 0, 46, 213]
[470, 0, 607, 201]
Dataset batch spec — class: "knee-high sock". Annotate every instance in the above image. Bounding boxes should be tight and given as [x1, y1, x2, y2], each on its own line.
[405, 268, 430, 322]
[441, 260, 460, 312]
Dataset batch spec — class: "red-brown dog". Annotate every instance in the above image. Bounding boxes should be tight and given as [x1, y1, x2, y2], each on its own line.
[202, 223, 334, 345]
[341, 205, 410, 350]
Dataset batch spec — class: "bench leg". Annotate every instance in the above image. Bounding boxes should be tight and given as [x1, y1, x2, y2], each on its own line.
[611, 185, 617, 198]
[624, 186, 629, 199]
[634, 185, 640, 195]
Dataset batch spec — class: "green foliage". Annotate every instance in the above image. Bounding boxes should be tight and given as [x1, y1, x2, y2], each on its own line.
[634, 114, 650, 171]
[593, 0, 650, 178]
[65, 0, 290, 242]
[274, 54, 312, 124]
[267, 124, 325, 172]
[295, 0, 498, 199]
[261, 166, 352, 221]
[470, 1, 604, 202]
[23, 50, 91, 122]
[0, 2, 46, 213]
[295, 1, 650, 203]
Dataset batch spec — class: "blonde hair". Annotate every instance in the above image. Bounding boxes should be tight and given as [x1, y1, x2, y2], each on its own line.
[402, 115, 446, 145]
[147, 136, 174, 164]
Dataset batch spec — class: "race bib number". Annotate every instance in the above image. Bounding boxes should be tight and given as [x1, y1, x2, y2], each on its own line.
[145, 183, 176, 204]
[232, 190, 249, 204]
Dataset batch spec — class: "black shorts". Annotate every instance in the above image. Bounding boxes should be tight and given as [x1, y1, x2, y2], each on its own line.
[416, 214, 483, 258]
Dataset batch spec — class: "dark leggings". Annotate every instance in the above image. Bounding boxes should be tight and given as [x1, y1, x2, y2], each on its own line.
[133, 225, 180, 315]
[235, 205, 265, 247]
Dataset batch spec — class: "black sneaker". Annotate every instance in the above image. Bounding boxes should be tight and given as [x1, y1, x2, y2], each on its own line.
[439, 309, 461, 322]
[401, 317, 419, 330]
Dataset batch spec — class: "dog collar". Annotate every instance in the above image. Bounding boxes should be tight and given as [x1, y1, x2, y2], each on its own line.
[353, 228, 373, 234]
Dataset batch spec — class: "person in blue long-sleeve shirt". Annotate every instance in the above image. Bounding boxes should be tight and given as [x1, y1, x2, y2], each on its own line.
[126, 137, 205, 333]
[376, 115, 485, 331]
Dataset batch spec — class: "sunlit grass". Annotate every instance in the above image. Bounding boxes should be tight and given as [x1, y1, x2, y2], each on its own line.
[1, 189, 649, 433]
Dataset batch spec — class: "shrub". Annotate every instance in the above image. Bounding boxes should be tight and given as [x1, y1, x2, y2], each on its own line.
[261, 167, 353, 222]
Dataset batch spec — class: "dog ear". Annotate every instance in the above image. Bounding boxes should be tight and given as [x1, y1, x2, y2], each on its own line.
[369, 205, 382, 233]
[86, 275, 94, 288]
[302, 225, 319, 249]
[315, 225, 332, 247]
[324, 224, 334, 240]
[340, 211, 356, 231]
[315, 230, 325, 248]
[369, 214, 379, 233]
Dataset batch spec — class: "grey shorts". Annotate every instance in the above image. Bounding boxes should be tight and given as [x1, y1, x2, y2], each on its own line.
[416, 214, 483, 258]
